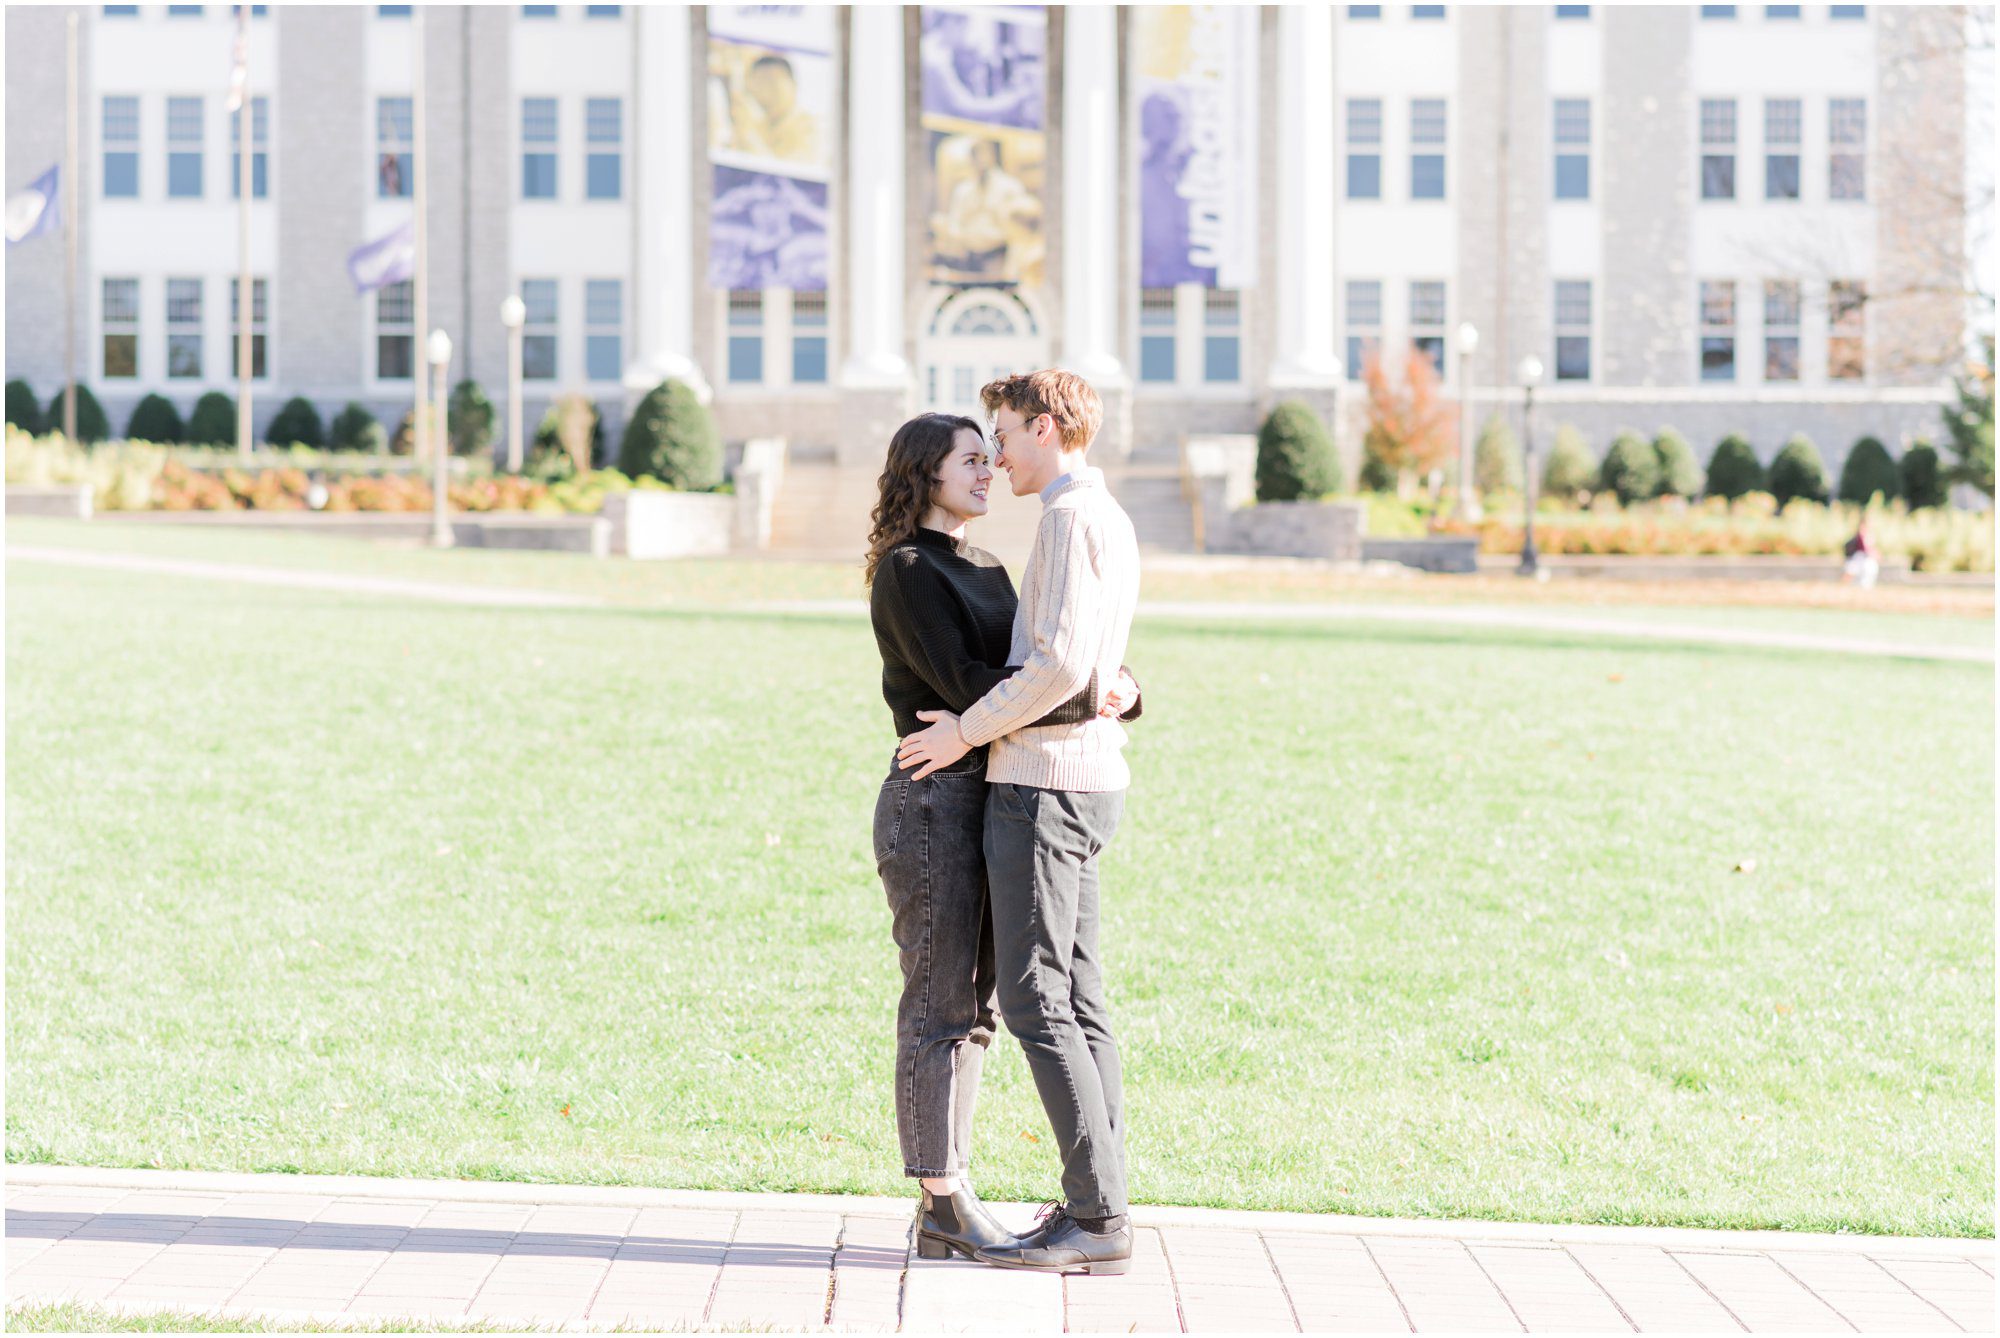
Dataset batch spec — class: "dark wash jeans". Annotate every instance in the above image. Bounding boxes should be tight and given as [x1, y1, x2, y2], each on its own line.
[983, 781, 1128, 1218]
[874, 748, 995, 1178]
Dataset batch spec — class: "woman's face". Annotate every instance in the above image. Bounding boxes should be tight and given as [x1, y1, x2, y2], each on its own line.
[930, 427, 993, 523]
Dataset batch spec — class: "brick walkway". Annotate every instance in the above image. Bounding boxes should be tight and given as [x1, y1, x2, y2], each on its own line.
[6, 1170, 1992, 1332]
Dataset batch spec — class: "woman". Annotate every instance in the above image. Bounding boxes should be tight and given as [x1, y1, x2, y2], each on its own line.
[865, 412, 1139, 1262]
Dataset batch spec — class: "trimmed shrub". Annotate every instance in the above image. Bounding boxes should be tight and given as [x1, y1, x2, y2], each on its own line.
[1357, 432, 1397, 493]
[1541, 423, 1596, 501]
[617, 379, 721, 490]
[1901, 439, 1946, 510]
[1598, 429, 1661, 504]
[6, 379, 41, 433]
[126, 393, 185, 444]
[329, 401, 385, 453]
[532, 394, 603, 479]
[1767, 433, 1830, 507]
[186, 391, 237, 446]
[1653, 427, 1704, 498]
[1705, 433, 1764, 501]
[447, 379, 496, 457]
[265, 396, 325, 448]
[43, 383, 109, 443]
[1473, 412, 1521, 496]
[1256, 399, 1340, 501]
[1837, 436, 1901, 504]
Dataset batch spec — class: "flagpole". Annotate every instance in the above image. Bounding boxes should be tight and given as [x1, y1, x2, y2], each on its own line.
[234, 3, 253, 463]
[411, 6, 430, 482]
[63, 11, 78, 445]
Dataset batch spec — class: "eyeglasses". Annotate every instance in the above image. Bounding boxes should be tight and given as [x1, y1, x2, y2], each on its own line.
[991, 414, 1046, 450]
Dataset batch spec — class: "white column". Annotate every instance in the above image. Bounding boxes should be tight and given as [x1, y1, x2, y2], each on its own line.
[1267, 4, 1340, 386]
[840, 4, 908, 387]
[1060, 4, 1126, 385]
[630, 3, 710, 401]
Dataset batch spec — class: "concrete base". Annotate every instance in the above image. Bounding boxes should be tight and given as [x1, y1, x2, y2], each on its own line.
[451, 515, 609, 557]
[1362, 536, 1481, 573]
[602, 490, 735, 559]
[7, 484, 93, 519]
[1214, 499, 1368, 561]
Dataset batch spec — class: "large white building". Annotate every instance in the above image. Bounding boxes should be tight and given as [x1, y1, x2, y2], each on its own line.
[4, 3, 1977, 485]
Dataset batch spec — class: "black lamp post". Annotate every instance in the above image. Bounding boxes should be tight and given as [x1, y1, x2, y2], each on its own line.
[1517, 353, 1544, 578]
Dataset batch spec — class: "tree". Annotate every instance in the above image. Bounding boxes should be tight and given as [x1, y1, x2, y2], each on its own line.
[1253, 400, 1340, 501]
[1705, 434, 1764, 500]
[1598, 430, 1661, 504]
[265, 396, 325, 448]
[44, 384, 108, 443]
[1473, 412, 1521, 496]
[617, 379, 720, 489]
[186, 391, 236, 446]
[1653, 427, 1704, 498]
[1360, 347, 1455, 498]
[447, 379, 496, 458]
[1837, 436, 1902, 504]
[1541, 424, 1596, 501]
[1901, 440, 1947, 509]
[1942, 337, 1995, 498]
[1767, 434, 1830, 507]
[5, 379, 41, 433]
[329, 402, 385, 453]
[125, 393, 185, 444]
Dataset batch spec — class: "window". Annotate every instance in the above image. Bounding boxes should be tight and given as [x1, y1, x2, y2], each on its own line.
[1700, 280, 1735, 381]
[102, 5, 138, 15]
[585, 97, 622, 200]
[1346, 100, 1382, 200]
[728, 290, 764, 383]
[586, 4, 622, 13]
[1829, 97, 1866, 200]
[1345, 280, 1382, 380]
[790, 290, 827, 385]
[1412, 5, 1446, 16]
[229, 276, 268, 379]
[377, 281, 413, 379]
[584, 279, 624, 383]
[1139, 288, 1176, 382]
[103, 96, 140, 198]
[231, 4, 268, 13]
[377, 4, 411, 14]
[1829, 280, 1865, 379]
[167, 96, 203, 198]
[1700, 98, 1736, 200]
[1409, 281, 1446, 373]
[1830, 5, 1864, 17]
[1554, 4, 1590, 15]
[522, 98, 558, 199]
[521, 4, 557, 15]
[1763, 280, 1800, 381]
[166, 277, 202, 378]
[522, 279, 558, 380]
[1204, 290, 1241, 383]
[1410, 99, 1447, 199]
[1700, 4, 1736, 15]
[167, 5, 203, 14]
[1347, 5, 1382, 16]
[377, 97, 412, 197]
[1554, 98, 1590, 200]
[1765, 4, 1800, 15]
[1764, 98, 1801, 200]
[230, 96, 268, 199]
[102, 279, 139, 379]
[1554, 280, 1591, 381]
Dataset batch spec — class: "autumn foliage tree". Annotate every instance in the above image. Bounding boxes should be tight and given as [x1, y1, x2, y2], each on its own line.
[1361, 347, 1456, 499]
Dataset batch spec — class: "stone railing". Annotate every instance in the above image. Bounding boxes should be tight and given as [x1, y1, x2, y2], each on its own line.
[731, 436, 786, 550]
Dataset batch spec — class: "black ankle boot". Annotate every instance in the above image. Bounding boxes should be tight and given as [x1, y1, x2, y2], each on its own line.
[915, 1186, 1013, 1262]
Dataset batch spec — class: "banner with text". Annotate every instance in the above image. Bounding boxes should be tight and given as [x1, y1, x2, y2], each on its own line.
[920, 5, 1046, 288]
[1134, 5, 1258, 290]
[706, 6, 834, 291]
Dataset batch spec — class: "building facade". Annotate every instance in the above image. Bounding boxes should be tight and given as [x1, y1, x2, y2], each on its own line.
[4, 3, 1974, 477]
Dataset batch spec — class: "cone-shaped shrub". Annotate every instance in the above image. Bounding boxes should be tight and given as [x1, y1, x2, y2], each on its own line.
[1542, 423, 1597, 500]
[329, 401, 385, 453]
[448, 379, 496, 457]
[1767, 433, 1830, 507]
[1837, 436, 1901, 504]
[1256, 399, 1340, 501]
[265, 396, 325, 448]
[617, 379, 720, 489]
[44, 383, 108, 442]
[6, 379, 41, 433]
[1705, 433, 1764, 501]
[1653, 427, 1704, 498]
[126, 393, 185, 444]
[1598, 429, 1661, 504]
[187, 391, 237, 446]
[1474, 412, 1521, 495]
[1900, 439, 1946, 510]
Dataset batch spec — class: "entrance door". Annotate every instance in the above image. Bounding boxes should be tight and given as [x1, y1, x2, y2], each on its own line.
[919, 289, 1048, 422]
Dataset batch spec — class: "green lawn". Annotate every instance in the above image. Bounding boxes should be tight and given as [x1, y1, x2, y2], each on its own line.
[6, 535, 1993, 1237]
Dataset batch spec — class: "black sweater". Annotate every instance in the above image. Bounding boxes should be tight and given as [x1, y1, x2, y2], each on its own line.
[871, 527, 1141, 738]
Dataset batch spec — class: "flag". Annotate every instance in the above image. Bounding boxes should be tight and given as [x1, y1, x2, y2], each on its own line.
[226, 25, 248, 112]
[347, 219, 415, 293]
[5, 165, 60, 247]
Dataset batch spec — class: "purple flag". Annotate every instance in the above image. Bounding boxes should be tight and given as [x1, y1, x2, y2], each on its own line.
[347, 220, 415, 293]
[5, 165, 60, 247]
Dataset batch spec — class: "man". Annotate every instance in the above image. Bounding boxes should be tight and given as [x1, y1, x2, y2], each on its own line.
[896, 369, 1142, 1276]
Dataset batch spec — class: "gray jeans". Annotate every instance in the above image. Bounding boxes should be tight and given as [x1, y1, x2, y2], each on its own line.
[983, 781, 1128, 1218]
[875, 751, 995, 1178]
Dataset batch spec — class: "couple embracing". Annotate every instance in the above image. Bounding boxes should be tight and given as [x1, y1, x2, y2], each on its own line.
[867, 369, 1142, 1276]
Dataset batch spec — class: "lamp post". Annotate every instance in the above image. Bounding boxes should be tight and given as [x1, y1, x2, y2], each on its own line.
[1455, 321, 1481, 522]
[1516, 353, 1544, 577]
[428, 327, 453, 549]
[500, 294, 526, 474]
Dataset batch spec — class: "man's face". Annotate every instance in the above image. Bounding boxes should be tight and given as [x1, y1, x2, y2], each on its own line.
[991, 408, 1057, 497]
[747, 64, 796, 117]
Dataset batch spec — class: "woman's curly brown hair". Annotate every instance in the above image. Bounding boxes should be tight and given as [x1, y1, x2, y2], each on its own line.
[864, 412, 984, 587]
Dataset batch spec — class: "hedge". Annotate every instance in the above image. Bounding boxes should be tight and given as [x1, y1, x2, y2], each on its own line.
[1705, 434, 1764, 501]
[1255, 400, 1340, 501]
[617, 379, 720, 490]
[1767, 434, 1830, 508]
